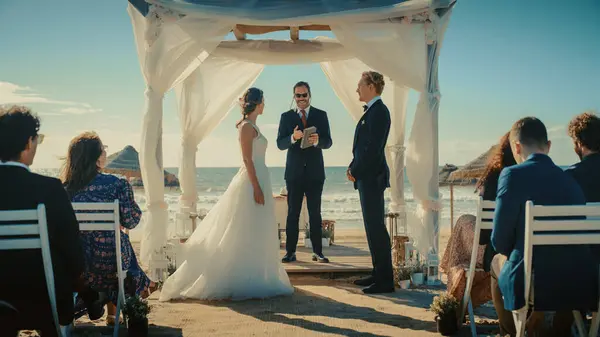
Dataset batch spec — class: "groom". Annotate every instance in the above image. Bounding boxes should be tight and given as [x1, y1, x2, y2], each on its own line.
[347, 71, 394, 294]
[277, 81, 332, 263]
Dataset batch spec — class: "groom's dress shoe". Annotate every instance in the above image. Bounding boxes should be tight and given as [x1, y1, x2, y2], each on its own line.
[362, 283, 395, 294]
[282, 253, 296, 263]
[354, 276, 376, 287]
[312, 253, 330, 263]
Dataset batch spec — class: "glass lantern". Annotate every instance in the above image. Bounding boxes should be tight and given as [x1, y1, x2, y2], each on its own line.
[175, 207, 197, 241]
[426, 250, 440, 286]
[150, 247, 169, 281]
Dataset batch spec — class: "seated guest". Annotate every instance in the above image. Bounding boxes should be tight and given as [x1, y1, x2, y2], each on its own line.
[0, 106, 100, 336]
[60, 131, 157, 326]
[491, 117, 597, 336]
[440, 132, 516, 319]
[565, 111, 600, 202]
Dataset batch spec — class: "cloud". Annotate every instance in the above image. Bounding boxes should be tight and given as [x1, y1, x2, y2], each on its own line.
[547, 125, 568, 140]
[59, 107, 102, 115]
[0, 81, 100, 116]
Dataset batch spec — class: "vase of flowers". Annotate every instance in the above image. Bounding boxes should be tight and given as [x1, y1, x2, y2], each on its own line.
[430, 292, 459, 335]
[124, 295, 150, 337]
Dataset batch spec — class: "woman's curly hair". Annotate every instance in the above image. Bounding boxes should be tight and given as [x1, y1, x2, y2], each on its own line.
[567, 111, 600, 152]
[476, 131, 517, 191]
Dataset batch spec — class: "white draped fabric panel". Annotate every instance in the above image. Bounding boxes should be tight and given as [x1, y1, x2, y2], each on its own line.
[330, 18, 437, 255]
[405, 11, 452, 255]
[128, 3, 233, 264]
[387, 85, 409, 215]
[175, 57, 264, 211]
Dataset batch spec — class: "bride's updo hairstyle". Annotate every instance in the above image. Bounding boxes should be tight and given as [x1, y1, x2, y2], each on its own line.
[236, 87, 264, 128]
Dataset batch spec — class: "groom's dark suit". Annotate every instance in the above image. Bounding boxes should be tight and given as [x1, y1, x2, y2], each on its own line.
[277, 106, 332, 255]
[350, 98, 394, 289]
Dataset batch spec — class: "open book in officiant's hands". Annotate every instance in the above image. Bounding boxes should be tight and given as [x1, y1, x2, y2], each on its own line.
[300, 126, 317, 149]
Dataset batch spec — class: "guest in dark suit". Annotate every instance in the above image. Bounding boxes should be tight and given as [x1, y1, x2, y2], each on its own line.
[347, 71, 394, 294]
[565, 111, 600, 203]
[491, 117, 597, 336]
[277, 81, 332, 263]
[0, 106, 100, 336]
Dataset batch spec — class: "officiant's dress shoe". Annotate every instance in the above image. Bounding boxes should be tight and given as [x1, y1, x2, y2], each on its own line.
[282, 253, 296, 263]
[312, 253, 330, 263]
[362, 283, 395, 294]
[354, 276, 376, 287]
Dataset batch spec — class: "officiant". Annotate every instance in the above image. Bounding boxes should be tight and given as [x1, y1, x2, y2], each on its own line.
[277, 81, 333, 263]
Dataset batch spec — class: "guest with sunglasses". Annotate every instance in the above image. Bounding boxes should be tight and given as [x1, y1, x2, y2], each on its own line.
[277, 81, 333, 263]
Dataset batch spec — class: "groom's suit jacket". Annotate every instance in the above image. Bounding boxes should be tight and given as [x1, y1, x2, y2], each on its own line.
[349, 99, 391, 190]
[277, 106, 332, 181]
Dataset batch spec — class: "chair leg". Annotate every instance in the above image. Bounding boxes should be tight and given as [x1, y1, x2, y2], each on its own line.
[468, 299, 477, 337]
[513, 309, 527, 337]
[589, 312, 599, 337]
[113, 298, 121, 337]
[573, 310, 587, 337]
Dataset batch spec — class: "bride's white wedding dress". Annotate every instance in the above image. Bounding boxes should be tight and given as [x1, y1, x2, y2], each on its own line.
[159, 120, 294, 301]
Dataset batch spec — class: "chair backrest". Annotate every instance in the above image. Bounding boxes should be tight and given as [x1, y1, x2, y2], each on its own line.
[523, 201, 600, 308]
[0, 205, 62, 336]
[71, 201, 126, 303]
[476, 197, 495, 231]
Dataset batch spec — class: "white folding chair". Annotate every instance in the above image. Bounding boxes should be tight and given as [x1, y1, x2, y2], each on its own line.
[0, 205, 68, 337]
[459, 197, 494, 336]
[72, 200, 126, 337]
[515, 201, 600, 337]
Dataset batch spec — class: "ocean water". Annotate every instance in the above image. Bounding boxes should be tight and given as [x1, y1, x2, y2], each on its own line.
[36, 166, 480, 229]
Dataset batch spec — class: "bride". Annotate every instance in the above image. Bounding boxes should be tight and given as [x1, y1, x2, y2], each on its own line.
[159, 88, 294, 301]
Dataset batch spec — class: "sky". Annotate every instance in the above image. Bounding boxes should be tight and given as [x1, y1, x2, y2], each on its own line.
[0, 0, 598, 169]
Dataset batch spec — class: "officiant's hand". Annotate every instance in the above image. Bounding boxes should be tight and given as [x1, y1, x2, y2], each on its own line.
[253, 186, 265, 205]
[308, 133, 319, 145]
[292, 126, 303, 141]
[346, 168, 355, 182]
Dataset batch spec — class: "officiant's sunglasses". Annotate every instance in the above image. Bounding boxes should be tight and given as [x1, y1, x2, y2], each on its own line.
[295, 93, 309, 98]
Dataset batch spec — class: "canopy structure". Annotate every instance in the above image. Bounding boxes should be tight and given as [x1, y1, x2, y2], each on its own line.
[449, 145, 496, 181]
[104, 145, 180, 187]
[126, 0, 457, 267]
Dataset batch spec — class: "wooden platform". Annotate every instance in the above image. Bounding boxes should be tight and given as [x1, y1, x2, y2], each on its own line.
[280, 239, 372, 274]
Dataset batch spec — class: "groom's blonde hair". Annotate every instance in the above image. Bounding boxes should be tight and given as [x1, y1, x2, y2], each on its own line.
[361, 71, 385, 95]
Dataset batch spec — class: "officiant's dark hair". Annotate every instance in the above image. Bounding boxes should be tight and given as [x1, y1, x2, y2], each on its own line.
[236, 87, 263, 128]
[293, 81, 311, 96]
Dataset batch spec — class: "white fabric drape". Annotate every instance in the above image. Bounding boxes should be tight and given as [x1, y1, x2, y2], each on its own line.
[128, 3, 233, 264]
[405, 11, 452, 255]
[330, 21, 427, 91]
[320, 58, 393, 122]
[386, 85, 409, 215]
[176, 57, 264, 211]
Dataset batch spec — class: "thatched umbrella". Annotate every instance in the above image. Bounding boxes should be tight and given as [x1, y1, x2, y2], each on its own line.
[104, 145, 180, 188]
[438, 145, 496, 230]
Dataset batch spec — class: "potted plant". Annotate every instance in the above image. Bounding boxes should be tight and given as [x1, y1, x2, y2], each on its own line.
[124, 295, 150, 337]
[396, 263, 412, 289]
[410, 261, 426, 286]
[430, 292, 459, 335]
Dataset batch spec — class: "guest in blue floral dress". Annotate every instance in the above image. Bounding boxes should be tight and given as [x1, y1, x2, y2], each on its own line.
[60, 132, 156, 325]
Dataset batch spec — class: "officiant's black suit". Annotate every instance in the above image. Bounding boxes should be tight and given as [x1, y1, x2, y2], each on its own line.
[349, 99, 394, 289]
[277, 107, 332, 255]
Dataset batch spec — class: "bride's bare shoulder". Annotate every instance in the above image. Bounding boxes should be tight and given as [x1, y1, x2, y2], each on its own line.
[238, 121, 257, 139]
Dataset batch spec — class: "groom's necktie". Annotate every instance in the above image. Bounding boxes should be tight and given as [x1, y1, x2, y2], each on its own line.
[300, 109, 307, 127]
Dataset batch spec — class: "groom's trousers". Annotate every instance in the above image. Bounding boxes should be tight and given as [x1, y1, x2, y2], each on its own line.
[286, 178, 324, 255]
[357, 180, 394, 287]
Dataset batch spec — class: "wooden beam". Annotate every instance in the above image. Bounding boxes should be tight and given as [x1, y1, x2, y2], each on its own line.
[233, 26, 246, 40]
[290, 26, 299, 40]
